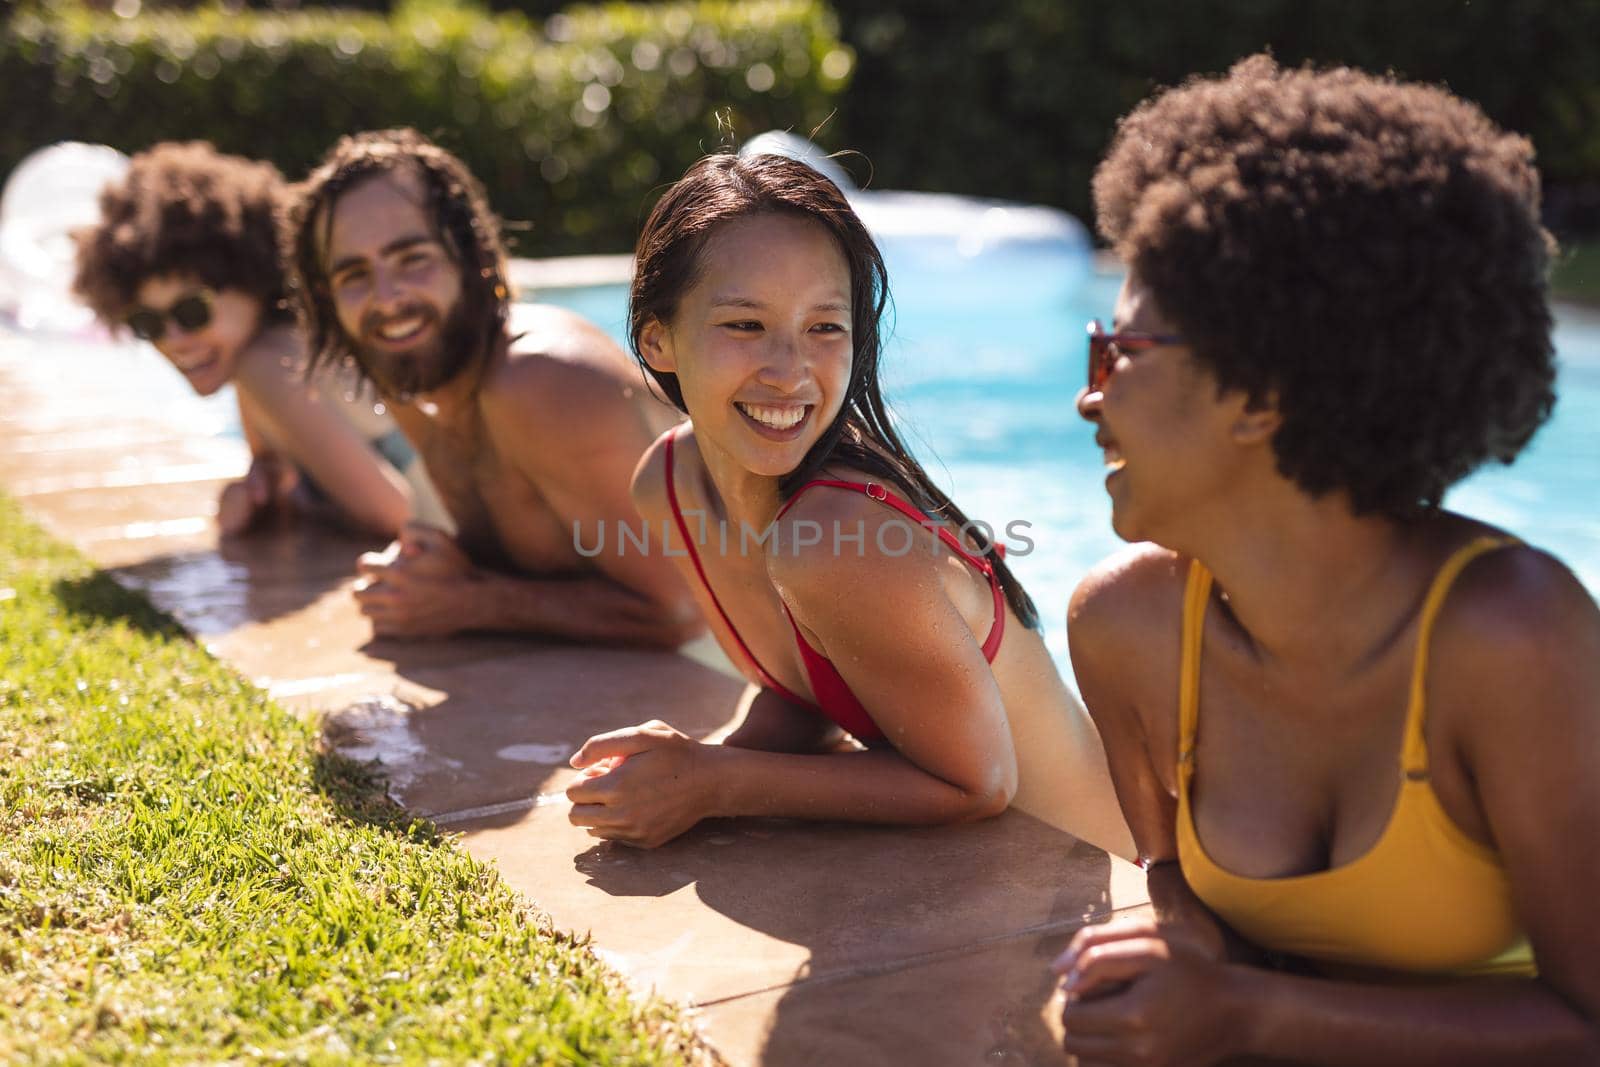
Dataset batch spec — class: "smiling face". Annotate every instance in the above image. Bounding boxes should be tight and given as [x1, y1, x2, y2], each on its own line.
[321, 169, 469, 398]
[132, 275, 263, 397]
[640, 213, 854, 478]
[1077, 273, 1259, 544]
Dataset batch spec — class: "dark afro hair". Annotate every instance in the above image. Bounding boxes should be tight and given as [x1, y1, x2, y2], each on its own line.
[1093, 54, 1556, 517]
[72, 141, 288, 327]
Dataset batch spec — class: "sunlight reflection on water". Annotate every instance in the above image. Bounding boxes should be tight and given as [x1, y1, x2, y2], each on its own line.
[11, 264, 1596, 683]
[537, 273, 1600, 676]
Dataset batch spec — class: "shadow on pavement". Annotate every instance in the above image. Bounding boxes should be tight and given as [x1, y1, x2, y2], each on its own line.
[52, 569, 188, 638]
[572, 813, 1110, 1065]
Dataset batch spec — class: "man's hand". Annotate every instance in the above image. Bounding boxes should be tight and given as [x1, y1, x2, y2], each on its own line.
[1053, 916, 1241, 1067]
[353, 523, 480, 637]
[566, 721, 719, 848]
[217, 455, 300, 536]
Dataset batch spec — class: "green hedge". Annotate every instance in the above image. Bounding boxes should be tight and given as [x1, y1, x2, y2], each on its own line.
[1, 1, 851, 254]
[831, 0, 1600, 236]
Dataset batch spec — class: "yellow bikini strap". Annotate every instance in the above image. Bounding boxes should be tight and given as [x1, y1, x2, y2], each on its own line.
[1401, 536, 1520, 776]
[1178, 559, 1214, 770]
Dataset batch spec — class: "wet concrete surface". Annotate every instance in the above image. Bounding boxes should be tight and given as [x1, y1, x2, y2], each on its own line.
[456, 803, 1146, 1009]
[1, 321, 1148, 1065]
[698, 932, 1081, 1066]
[732, 952, 1292, 1067]
[323, 644, 746, 816]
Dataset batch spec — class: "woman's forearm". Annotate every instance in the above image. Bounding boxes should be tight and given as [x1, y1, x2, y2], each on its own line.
[1143, 861, 1263, 964]
[716, 686, 849, 754]
[703, 743, 1010, 826]
[1230, 965, 1599, 1065]
[1135, 863, 1594, 1062]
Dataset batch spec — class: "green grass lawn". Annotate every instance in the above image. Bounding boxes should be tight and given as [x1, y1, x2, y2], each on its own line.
[0, 493, 700, 1065]
[1551, 239, 1600, 307]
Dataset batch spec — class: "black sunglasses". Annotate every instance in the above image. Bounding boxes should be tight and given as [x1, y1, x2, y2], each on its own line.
[1086, 318, 1185, 391]
[125, 290, 214, 343]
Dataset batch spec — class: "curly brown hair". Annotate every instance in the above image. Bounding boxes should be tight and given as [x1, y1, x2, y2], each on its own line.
[1093, 54, 1556, 517]
[72, 141, 289, 327]
[283, 128, 510, 389]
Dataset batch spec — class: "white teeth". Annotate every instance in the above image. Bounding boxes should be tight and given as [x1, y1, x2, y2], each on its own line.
[1103, 446, 1126, 472]
[737, 402, 807, 430]
[378, 317, 425, 341]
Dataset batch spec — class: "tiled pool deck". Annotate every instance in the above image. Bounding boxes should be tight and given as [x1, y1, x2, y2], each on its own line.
[0, 287, 1149, 1064]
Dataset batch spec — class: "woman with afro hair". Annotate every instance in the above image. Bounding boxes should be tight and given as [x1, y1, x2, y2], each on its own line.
[74, 141, 439, 537]
[1056, 56, 1598, 1064]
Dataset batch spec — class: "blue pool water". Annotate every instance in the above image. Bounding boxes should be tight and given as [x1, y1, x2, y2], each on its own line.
[540, 272, 1600, 670]
[16, 264, 1590, 679]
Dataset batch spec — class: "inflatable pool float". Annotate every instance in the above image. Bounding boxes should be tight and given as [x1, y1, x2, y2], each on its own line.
[740, 131, 1093, 316]
[0, 142, 130, 334]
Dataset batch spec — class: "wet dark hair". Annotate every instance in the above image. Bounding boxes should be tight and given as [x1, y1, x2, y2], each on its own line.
[632, 153, 1038, 627]
[1094, 54, 1556, 517]
[72, 141, 290, 327]
[283, 128, 510, 388]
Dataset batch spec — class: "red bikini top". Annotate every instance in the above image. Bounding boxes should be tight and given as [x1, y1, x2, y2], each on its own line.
[663, 426, 1006, 743]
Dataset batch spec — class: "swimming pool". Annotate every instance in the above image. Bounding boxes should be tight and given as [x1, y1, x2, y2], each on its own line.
[10, 266, 1594, 678]
[539, 270, 1600, 671]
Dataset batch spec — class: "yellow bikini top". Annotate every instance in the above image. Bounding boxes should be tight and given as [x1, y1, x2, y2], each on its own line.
[1175, 536, 1536, 978]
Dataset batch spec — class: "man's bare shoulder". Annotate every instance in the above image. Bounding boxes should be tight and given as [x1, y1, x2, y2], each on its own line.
[506, 302, 633, 374]
[480, 305, 656, 435]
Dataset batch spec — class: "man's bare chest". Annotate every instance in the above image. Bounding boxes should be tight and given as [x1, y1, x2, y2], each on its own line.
[417, 432, 578, 575]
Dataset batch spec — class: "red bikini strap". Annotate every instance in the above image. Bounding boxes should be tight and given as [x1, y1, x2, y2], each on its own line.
[664, 427, 804, 699]
[776, 479, 997, 574]
[776, 479, 1007, 660]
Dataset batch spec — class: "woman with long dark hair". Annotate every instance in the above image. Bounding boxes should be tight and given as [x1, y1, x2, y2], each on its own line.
[564, 153, 1131, 856]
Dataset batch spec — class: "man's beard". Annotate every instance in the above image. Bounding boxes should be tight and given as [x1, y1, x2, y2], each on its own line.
[349, 299, 479, 402]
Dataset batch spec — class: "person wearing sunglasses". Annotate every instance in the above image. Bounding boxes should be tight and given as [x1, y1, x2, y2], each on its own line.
[72, 141, 441, 538]
[1055, 56, 1599, 1064]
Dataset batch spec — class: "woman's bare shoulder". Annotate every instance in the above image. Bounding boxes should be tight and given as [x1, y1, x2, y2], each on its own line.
[765, 477, 948, 628]
[630, 424, 692, 522]
[232, 324, 308, 390]
[1070, 542, 1191, 641]
[1432, 541, 1600, 738]
[1066, 543, 1191, 731]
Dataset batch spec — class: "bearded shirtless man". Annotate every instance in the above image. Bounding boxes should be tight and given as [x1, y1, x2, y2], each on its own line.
[285, 129, 699, 646]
